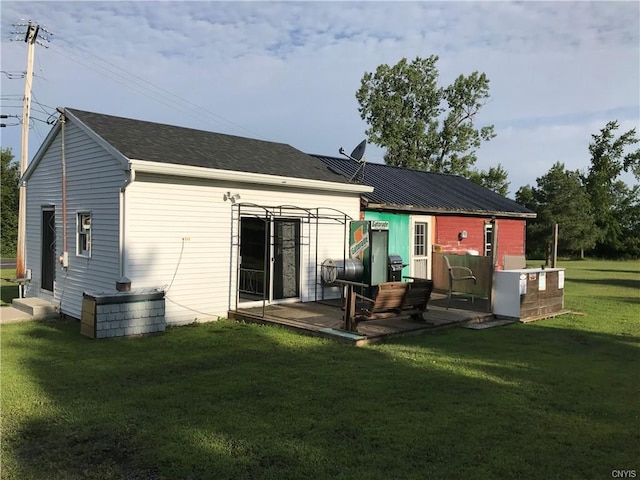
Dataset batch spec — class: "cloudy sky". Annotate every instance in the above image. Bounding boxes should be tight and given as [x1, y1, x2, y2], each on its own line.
[1, 1, 638, 196]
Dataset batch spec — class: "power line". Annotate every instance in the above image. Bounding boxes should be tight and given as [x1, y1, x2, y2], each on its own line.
[50, 35, 267, 140]
[0, 114, 20, 127]
[1, 71, 26, 79]
[48, 45, 212, 121]
[31, 118, 46, 143]
[31, 92, 55, 117]
[5, 25, 270, 142]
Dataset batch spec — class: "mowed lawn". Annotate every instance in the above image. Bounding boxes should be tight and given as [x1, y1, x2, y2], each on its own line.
[1, 260, 638, 480]
[1, 268, 19, 306]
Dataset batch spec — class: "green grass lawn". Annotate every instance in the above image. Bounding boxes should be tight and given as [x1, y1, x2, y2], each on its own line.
[1, 260, 638, 479]
[1, 268, 19, 306]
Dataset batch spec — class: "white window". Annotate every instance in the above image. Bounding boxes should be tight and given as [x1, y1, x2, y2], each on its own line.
[414, 222, 426, 256]
[77, 212, 91, 257]
[484, 223, 493, 257]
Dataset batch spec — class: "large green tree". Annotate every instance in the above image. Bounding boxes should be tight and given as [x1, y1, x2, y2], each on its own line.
[516, 163, 598, 260]
[468, 165, 510, 197]
[356, 56, 502, 191]
[1, 147, 19, 257]
[583, 121, 640, 257]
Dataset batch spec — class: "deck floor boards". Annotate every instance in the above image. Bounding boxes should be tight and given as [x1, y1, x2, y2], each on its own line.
[230, 292, 494, 345]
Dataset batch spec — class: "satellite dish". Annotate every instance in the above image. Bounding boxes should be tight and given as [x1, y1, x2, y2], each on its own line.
[338, 139, 368, 183]
[339, 139, 367, 163]
[350, 139, 366, 162]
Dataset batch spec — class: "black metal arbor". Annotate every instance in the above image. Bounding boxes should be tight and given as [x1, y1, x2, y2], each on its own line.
[229, 203, 354, 317]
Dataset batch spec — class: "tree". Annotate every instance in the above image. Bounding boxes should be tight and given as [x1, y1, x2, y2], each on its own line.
[516, 163, 598, 260]
[612, 183, 640, 258]
[609, 181, 640, 258]
[468, 164, 510, 197]
[583, 121, 640, 258]
[356, 56, 497, 181]
[515, 184, 548, 259]
[1, 147, 19, 257]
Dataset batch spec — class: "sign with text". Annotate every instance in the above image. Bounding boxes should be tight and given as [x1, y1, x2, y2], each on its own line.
[370, 220, 389, 230]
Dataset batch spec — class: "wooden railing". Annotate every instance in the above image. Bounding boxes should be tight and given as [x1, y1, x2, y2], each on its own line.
[432, 253, 492, 299]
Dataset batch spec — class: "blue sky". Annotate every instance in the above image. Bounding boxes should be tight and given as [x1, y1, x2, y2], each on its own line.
[1, 1, 638, 195]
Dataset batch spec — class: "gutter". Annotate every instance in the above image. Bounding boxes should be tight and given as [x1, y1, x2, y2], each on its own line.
[118, 165, 136, 280]
[364, 202, 537, 219]
[128, 159, 374, 194]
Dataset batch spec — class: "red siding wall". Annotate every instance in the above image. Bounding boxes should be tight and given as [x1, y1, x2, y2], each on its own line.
[497, 219, 526, 259]
[434, 216, 525, 269]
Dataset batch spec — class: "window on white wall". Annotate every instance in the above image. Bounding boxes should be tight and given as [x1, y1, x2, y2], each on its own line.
[414, 222, 426, 256]
[77, 212, 91, 257]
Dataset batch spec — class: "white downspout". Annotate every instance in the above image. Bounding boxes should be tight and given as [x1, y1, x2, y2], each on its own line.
[119, 165, 135, 281]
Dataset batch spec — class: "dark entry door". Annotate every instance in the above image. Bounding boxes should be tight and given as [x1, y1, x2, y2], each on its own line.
[41, 208, 56, 292]
[239, 217, 301, 302]
[273, 219, 300, 300]
[239, 217, 268, 298]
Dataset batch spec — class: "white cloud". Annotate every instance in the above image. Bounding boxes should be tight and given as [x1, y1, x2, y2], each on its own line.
[1, 1, 638, 193]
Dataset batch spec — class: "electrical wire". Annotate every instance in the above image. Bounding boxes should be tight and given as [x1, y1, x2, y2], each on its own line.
[56, 37, 264, 137]
[1, 71, 25, 79]
[163, 238, 186, 294]
[30, 119, 46, 143]
[163, 295, 221, 320]
[46, 45, 230, 130]
[5, 27, 269, 142]
[31, 97, 55, 111]
[31, 92, 55, 118]
[50, 35, 267, 140]
[30, 116, 51, 124]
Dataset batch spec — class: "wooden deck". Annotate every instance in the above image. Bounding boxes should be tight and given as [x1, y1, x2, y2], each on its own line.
[229, 292, 494, 346]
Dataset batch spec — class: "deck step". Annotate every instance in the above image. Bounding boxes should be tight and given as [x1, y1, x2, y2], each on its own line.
[11, 298, 59, 320]
[318, 328, 366, 340]
[462, 319, 516, 329]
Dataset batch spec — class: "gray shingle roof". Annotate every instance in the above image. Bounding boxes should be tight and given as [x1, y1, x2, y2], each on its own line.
[313, 155, 535, 218]
[66, 109, 348, 183]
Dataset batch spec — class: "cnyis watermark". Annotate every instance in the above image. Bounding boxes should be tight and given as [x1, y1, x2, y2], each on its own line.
[611, 470, 637, 478]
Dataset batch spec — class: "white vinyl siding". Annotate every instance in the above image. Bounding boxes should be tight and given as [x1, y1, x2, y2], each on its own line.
[25, 136, 60, 302]
[25, 121, 124, 317]
[25, 122, 362, 324]
[125, 174, 360, 324]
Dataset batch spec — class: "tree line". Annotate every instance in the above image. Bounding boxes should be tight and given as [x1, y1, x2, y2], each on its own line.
[1, 148, 19, 257]
[1, 56, 638, 260]
[356, 56, 639, 260]
[515, 122, 640, 260]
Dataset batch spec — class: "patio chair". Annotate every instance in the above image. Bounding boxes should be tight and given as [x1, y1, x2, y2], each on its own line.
[444, 255, 477, 309]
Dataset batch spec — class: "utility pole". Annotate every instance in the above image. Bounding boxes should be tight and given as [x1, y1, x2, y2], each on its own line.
[12, 20, 51, 282]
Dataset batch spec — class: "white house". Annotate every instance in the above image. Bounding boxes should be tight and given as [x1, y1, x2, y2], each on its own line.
[21, 108, 372, 325]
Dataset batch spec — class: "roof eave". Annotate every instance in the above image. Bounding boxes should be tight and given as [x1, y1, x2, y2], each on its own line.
[21, 121, 61, 183]
[364, 202, 537, 219]
[129, 159, 374, 194]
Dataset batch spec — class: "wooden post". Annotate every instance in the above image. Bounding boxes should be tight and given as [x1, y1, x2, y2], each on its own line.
[552, 224, 558, 268]
[14, 21, 50, 286]
[15, 23, 37, 281]
[489, 219, 498, 314]
[337, 279, 368, 332]
[342, 284, 357, 331]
